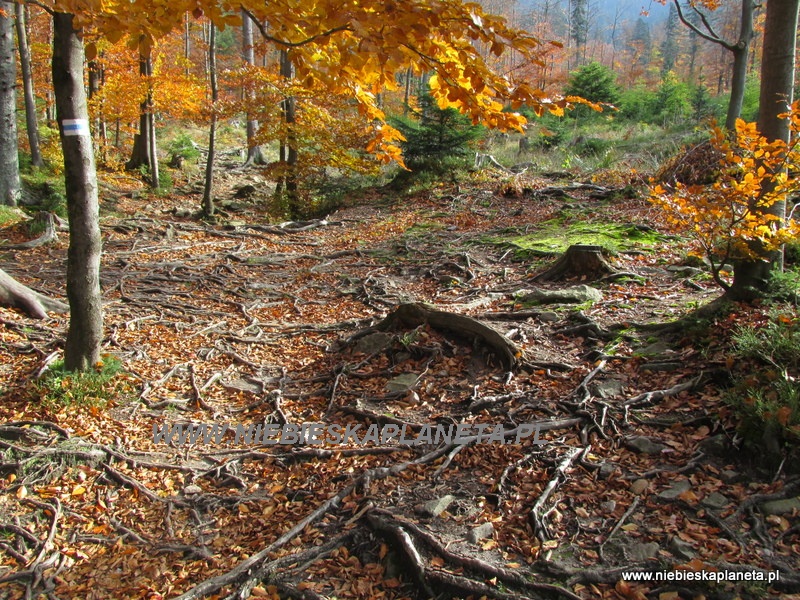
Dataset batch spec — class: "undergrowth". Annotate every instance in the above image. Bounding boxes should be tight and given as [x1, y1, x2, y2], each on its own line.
[725, 308, 800, 466]
[35, 356, 128, 408]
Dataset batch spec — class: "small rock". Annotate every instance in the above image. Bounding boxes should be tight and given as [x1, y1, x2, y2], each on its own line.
[761, 498, 800, 516]
[699, 434, 729, 456]
[668, 537, 696, 561]
[353, 332, 394, 355]
[627, 541, 660, 562]
[636, 340, 673, 357]
[702, 492, 730, 510]
[386, 373, 419, 393]
[630, 479, 650, 495]
[639, 362, 683, 372]
[720, 469, 743, 484]
[537, 311, 560, 323]
[419, 495, 457, 517]
[591, 379, 625, 399]
[183, 485, 203, 495]
[658, 480, 692, 500]
[518, 285, 603, 305]
[626, 436, 667, 455]
[467, 522, 495, 544]
[600, 500, 617, 513]
[173, 207, 193, 218]
[598, 463, 617, 479]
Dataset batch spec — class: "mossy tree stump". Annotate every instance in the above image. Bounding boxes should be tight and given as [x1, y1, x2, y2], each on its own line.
[533, 244, 616, 282]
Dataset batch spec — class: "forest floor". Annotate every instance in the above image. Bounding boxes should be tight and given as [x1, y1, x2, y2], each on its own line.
[0, 165, 798, 600]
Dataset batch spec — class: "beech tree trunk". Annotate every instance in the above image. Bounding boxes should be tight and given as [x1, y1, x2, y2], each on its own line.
[202, 24, 218, 218]
[0, 10, 20, 206]
[278, 49, 299, 218]
[241, 10, 264, 165]
[16, 3, 43, 169]
[730, 0, 799, 300]
[126, 49, 159, 188]
[52, 12, 103, 371]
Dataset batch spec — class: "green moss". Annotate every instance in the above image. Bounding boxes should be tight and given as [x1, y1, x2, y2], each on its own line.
[0, 205, 26, 227]
[488, 221, 665, 257]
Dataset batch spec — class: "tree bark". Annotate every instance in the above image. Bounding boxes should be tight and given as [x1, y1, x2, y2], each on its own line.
[52, 12, 103, 371]
[0, 10, 20, 206]
[241, 10, 264, 166]
[202, 24, 217, 218]
[15, 3, 43, 169]
[126, 48, 159, 188]
[730, 0, 799, 300]
[278, 49, 299, 218]
[725, 2, 755, 131]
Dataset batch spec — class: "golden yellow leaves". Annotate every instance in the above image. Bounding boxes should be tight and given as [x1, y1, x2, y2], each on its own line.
[650, 109, 800, 277]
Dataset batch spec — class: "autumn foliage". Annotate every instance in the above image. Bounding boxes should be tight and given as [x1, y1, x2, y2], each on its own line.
[651, 106, 800, 290]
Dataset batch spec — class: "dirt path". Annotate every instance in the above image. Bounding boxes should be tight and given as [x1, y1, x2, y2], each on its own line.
[0, 173, 797, 599]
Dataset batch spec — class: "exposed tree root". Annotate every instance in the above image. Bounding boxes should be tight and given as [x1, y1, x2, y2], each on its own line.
[367, 302, 520, 370]
[0, 268, 68, 319]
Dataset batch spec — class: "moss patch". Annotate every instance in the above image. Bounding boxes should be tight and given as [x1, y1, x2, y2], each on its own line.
[488, 221, 665, 257]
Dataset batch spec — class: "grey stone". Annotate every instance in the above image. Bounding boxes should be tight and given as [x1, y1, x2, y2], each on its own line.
[591, 379, 625, 399]
[420, 495, 457, 517]
[699, 434, 729, 456]
[537, 311, 560, 323]
[386, 373, 419, 393]
[668, 537, 696, 561]
[702, 492, 730, 510]
[183, 484, 203, 495]
[666, 265, 704, 277]
[627, 541, 660, 562]
[636, 340, 673, 357]
[658, 480, 691, 500]
[467, 522, 495, 543]
[626, 436, 667, 455]
[353, 332, 394, 355]
[639, 361, 683, 372]
[761, 498, 800, 516]
[720, 470, 743, 484]
[598, 462, 617, 479]
[519, 285, 603, 305]
[600, 500, 617, 513]
[630, 479, 650, 495]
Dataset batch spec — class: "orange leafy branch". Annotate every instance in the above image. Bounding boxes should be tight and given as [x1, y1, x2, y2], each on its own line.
[650, 107, 800, 290]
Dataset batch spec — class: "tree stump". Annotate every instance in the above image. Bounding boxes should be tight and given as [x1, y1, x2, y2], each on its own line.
[533, 244, 616, 282]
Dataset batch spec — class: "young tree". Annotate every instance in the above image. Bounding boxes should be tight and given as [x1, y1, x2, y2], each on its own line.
[16, 3, 44, 168]
[668, 0, 757, 130]
[660, 3, 682, 75]
[0, 8, 20, 206]
[202, 23, 217, 218]
[241, 9, 264, 165]
[125, 44, 159, 188]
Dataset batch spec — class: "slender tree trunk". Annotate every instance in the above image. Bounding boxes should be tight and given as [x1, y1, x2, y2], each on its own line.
[279, 49, 299, 218]
[184, 12, 191, 77]
[126, 48, 158, 188]
[0, 10, 20, 206]
[241, 10, 264, 165]
[16, 3, 43, 169]
[724, 1, 755, 130]
[52, 12, 103, 371]
[202, 24, 217, 217]
[730, 0, 800, 300]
